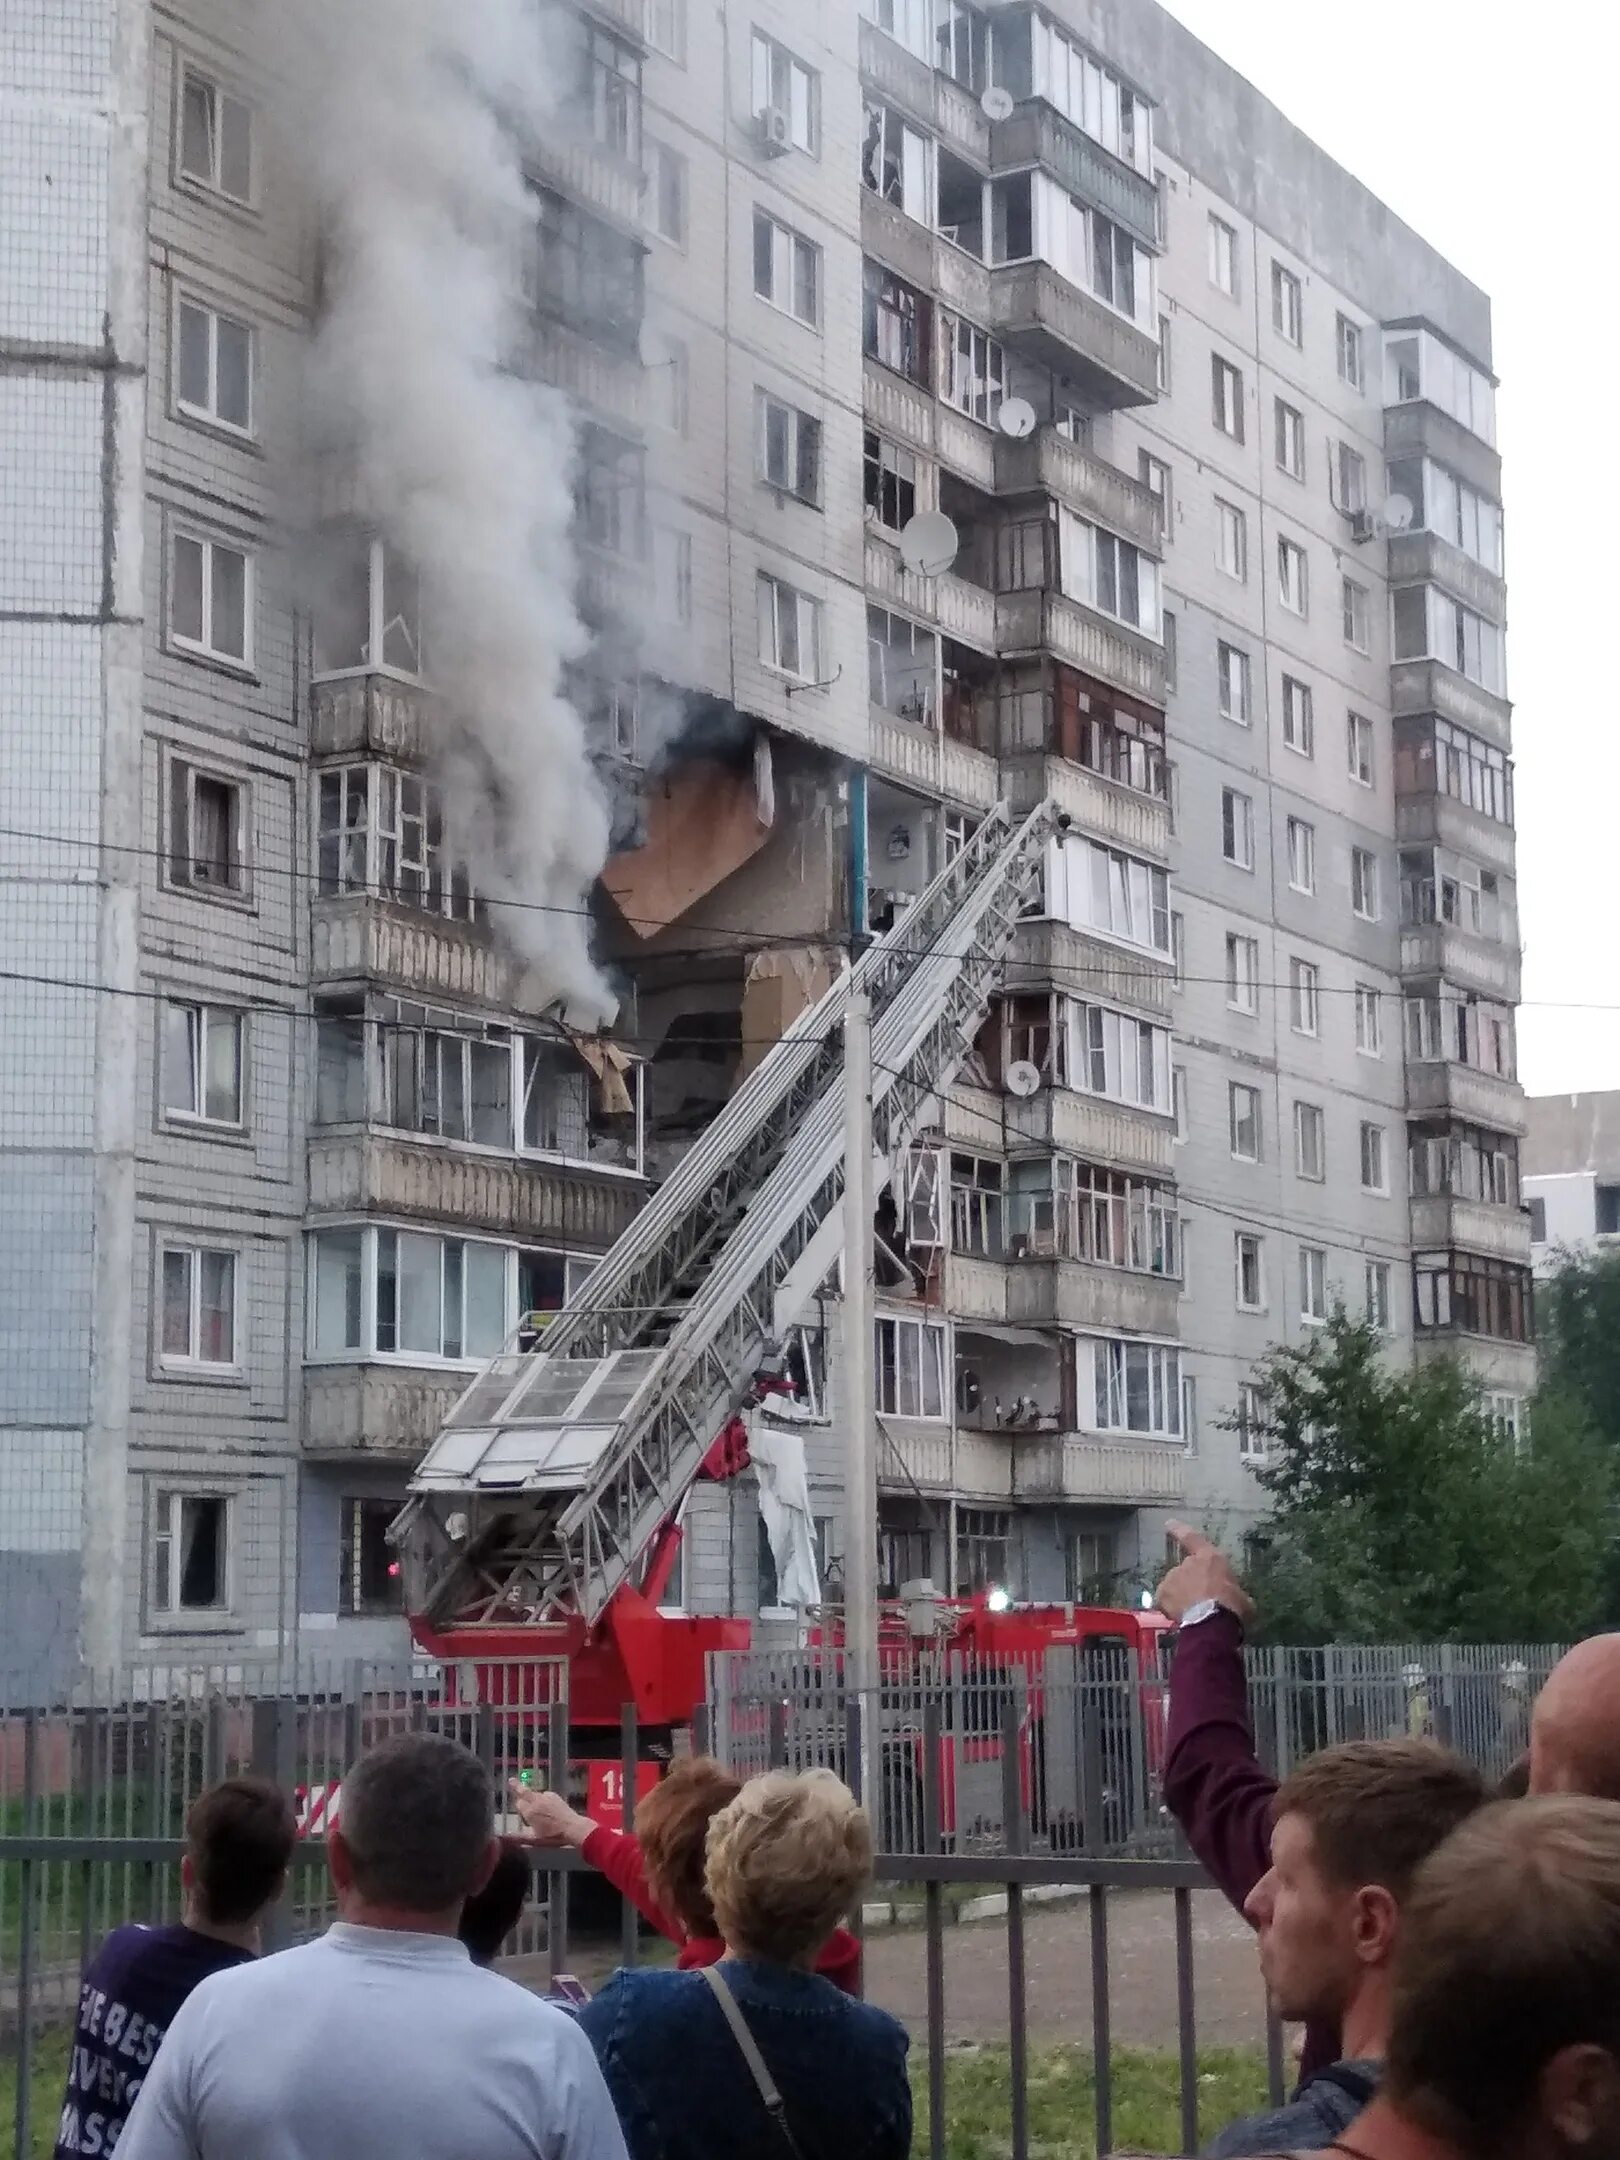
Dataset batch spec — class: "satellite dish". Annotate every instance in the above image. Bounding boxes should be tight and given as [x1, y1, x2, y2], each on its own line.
[1379, 492, 1415, 535]
[1006, 1060, 1043, 1099]
[980, 85, 1015, 122]
[898, 510, 959, 578]
[997, 397, 1038, 440]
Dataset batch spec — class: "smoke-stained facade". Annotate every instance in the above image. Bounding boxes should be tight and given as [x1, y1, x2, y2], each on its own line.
[0, 0, 1526, 1680]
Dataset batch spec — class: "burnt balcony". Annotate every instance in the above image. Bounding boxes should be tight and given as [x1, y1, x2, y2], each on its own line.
[307, 1132, 644, 1250]
[302, 1365, 465, 1464]
[988, 260, 1159, 410]
[1005, 753, 1169, 860]
[311, 674, 432, 765]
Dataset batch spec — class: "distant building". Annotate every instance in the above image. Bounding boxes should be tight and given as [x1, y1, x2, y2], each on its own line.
[1524, 1093, 1620, 1273]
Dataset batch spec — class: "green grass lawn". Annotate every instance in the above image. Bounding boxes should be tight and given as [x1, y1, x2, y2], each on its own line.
[3, 2028, 1267, 2160]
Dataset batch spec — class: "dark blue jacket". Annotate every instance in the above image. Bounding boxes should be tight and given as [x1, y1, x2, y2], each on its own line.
[578, 1960, 911, 2160]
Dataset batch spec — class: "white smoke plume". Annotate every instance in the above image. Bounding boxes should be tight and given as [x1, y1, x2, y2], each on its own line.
[275, 0, 615, 1023]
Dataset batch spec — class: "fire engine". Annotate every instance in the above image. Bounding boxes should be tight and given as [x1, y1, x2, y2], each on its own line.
[391, 800, 1172, 1837]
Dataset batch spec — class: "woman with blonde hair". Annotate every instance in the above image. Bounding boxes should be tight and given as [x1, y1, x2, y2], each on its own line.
[578, 1768, 910, 2160]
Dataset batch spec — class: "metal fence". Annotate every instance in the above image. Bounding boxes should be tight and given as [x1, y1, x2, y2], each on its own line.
[705, 1639, 1561, 1857]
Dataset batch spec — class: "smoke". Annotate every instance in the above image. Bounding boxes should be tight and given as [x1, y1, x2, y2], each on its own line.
[274, 0, 614, 1023]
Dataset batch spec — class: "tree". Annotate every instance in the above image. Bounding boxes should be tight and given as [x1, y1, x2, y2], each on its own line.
[1237, 1310, 1611, 1644]
[1537, 1248, 1620, 1615]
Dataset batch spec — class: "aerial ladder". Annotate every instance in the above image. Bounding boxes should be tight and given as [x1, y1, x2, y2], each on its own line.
[393, 796, 1068, 1741]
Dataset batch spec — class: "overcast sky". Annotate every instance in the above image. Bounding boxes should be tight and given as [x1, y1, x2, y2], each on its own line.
[1156, 0, 1614, 1099]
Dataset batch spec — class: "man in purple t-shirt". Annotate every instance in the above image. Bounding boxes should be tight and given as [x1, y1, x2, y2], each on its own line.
[54, 1776, 295, 2159]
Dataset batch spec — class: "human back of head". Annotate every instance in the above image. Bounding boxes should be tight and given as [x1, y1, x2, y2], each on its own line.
[1387, 1798, 1620, 2160]
[635, 1755, 742, 1938]
[457, 1839, 531, 1966]
[185, 1776, 297, 1926]
[334, 1733, 496, 1921]
[1531, 1636, 1620, 1800]
[705, 1768, 871, 1968]
[1251, 1740, 1486, 2029]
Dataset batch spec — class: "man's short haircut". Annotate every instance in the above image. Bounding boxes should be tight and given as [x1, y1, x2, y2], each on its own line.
[1273, 1739, 1487, 1900]
[1388, 1798, 1620, 2145]
[636, 1756, 742, 1938]
[457, 1839, 531, 1965]
[186, 1777, 296, 1925]
[339, 1733, 493, 1912]
[705, 1769, 871, 1964]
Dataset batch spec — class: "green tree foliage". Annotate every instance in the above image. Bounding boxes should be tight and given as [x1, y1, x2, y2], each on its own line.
[1536, 1247, 1620, 1614]
[1238, 1310, 1611, 1644]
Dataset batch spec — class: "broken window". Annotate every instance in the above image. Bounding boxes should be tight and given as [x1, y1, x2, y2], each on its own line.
[151, 1491, 231, 1615]
[314, 536, 424, 679]
[315, 765, 475, 921]
[577, 427, 646, 559]
[862, 259, 930, 385]
[340, 1498, 401, 1615]
[758, 391, 821, 504]
[862, 99, 931, 222]
[866, 605, 938, 725]
[579, 22, 642, 162]
[314, 1005, 368, 1125]
[381, 1000, 512, 1147]
[520, 1035, 591, 1159]
[937, 150, 986, 257]
[168, 761, 246, 895]
[527, 186, 643, 350]
[863, 430, 917, 535]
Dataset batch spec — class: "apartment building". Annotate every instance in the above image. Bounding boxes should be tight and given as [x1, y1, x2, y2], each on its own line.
[1, 0, 1528, 1684]
[1525, 1093, 1620, 1278]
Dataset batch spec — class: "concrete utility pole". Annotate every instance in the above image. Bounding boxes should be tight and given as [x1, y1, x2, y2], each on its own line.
[840, 985, 879, 1805]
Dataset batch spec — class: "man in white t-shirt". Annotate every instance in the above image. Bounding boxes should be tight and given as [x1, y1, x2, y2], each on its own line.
[118, 1732, 627, 2160]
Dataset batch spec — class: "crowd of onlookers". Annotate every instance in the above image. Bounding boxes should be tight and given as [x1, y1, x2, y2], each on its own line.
[52, 1536, 1620, 2160]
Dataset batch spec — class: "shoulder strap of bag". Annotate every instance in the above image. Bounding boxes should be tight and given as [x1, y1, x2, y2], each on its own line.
[698, 1963, 807, 2160]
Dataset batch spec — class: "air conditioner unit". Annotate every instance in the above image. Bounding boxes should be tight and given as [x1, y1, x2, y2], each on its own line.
[755, 105, 793, 157]
[1349, 506, 1377, 543]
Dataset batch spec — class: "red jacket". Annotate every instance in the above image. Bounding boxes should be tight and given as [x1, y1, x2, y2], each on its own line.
[1162, 1608, 1335, 2083]
[580, 1824, 863, 1995]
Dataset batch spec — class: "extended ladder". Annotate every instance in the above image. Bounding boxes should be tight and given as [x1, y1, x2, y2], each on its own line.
[397, 796, 1065, 1633]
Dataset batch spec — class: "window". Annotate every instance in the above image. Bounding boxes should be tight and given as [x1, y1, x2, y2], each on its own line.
[752, 30, 818, 152]
[1397, 716, 1514, 825]
[647, 141, 687, 245]
[863, 430, 917, 534]
[651, 525, 692, 627]
[1238, 1383, 1266, 1462]
[1092, 1339, 1182, 1440]
[1336, 313, 1363, 390]
[314, 1007, 366, 1126]
[1156, 314, 1171, 392]
[579, 23, 643, 162]
[875, 1314, 946, 1419]
[753, 209, 819, 325]
[174, 295, 253, 434]
[1173, 1065, 1188, 1143]
[1286, 817, 1316, 895]
[1077, 205, 1154, 328]
[863, 260, 930, 384]
[1221, 787, 1254, 870]
[860, 0, 934, 63]
[1289, 958, 1320, 1037]
[1342, 578, 1370, 654]
[1528, 1197, 1548, 1242]
[938, 311, 1005, 427]
[167, 763, 245, 896]
[1057, 510, 1161, 636]
[1295, 1101, 1326, 1182]
[1365, 1260, 1392, 1331]
[1274, 399, 1304, 480]
[1299, 1245, 1329, 1323]
[867, 604, 938, 725]
[1163, 609, 1178, 689]
[1487, 1392, 1524, 1444]
[1070, 1000, 1172, 1112]
[527, 188, 644, 351]
[1384, 328, 1496, 446]
[150, 1491, 230, 1616]
[948, 1153, 1003, 1257]
[646, 330, 688, 435]
[1414, 1253, 1533, 1343]
[1217, 641, 1250, 723]
[647, 0, 686, 58]
[1208, 214, 1238, 295]
[1333, 442, 1367, 514]
[1277, 534, 1308, 617]
[1026, 19, 1154, 173]
[1342, 715, 1374, 793]
[313, 535, 425, 681]
[1226, 932, 1260, 1014]
[1391, 585, 1506, 696]
[1235, 1233, 1265, 1311]
[340, 1498, 402, 1616]
[1352, 846, 1380, 921]
[1170, 911, 1186, 990]
[1360, 1121, 1388, 1194]
[316, 765, 475, 919]
[1410, 1123, 1520, 1208]
[160, 1245, 237, 1370]
[1215, 499, 1246, 582]
[1230, 1082, 1261, 1162]
[757, 391, 821, 505]
[1271, 262, 1302, 345]
[1048, 833, 1170, 953]
[1355, 984, 1382, 1056]
[1386, 457, 1505, 574]
[936, 0, 989, 88]
[177, 66, 253, 203]
[956, 1507, 1011, 1592]
[1281, 675, 1314, 757]
[162, 1001, 244, 1127]
[380, 1002, 513, 1148]
[366, 1229, 509, 1361]
[1139, 452, 1171, 542]
[1211, 354, 1244, 440]
[576, 426, 645, 559]
[862, 98, 930, 221]
[758, 572, 822, 681]
[169, 529, 251, 666]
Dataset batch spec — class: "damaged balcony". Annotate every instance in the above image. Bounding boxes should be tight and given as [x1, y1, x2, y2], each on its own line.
[866, 611, 1000, 810]
[858, 17, 990, 166]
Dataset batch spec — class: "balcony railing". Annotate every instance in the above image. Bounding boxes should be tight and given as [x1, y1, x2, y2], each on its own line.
[995, 429, 1162, 556]
[988, 261, 1159, 410]
[989, 105, 1160, 253]
[302, 1364, 466, 1462]
[1014, 1435, 1185, 1505]
[1399, 921, 1522, 1003]
[305, 1132, 644, 1248]
[311, 893, 513, 1008]
[1405, 1061, 1529, 1136]
[945, 1083, 1175, 1174]
[1411, 1194, 1533, 1264]
[995, 588, 1165, 704]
